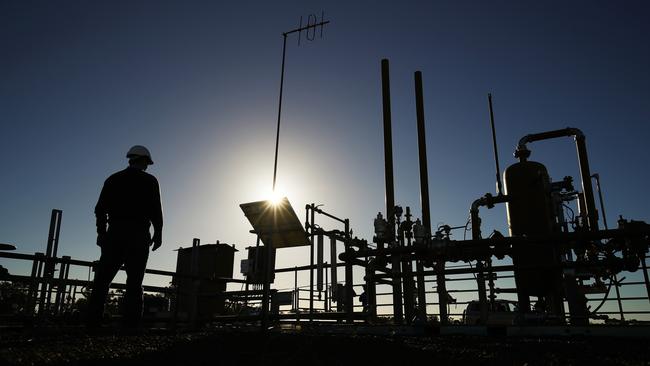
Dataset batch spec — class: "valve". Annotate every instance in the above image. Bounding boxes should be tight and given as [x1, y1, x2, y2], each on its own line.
[413, 219, 426, 245]
[394, 205, 403, 219]
[374, 212, 387, 241]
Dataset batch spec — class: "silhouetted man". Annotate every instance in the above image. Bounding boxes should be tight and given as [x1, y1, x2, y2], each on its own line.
[87, 145, 163, 328]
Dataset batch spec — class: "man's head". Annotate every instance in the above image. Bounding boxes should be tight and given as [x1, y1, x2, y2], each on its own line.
[126, 145, 154, 171]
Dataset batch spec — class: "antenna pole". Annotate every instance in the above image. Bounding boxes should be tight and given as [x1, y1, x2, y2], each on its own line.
[271, 15, 330, 192]
[488, 93, 503, 196]
[272, 34, 288, 192]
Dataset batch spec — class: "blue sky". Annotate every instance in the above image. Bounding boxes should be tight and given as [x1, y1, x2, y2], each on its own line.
[1, 1, 649, 315]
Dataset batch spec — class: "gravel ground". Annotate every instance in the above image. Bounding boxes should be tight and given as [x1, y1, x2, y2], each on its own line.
[1, 326, 648, 366]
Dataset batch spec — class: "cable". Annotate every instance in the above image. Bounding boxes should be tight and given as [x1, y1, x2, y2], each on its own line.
[562, 203, 576, 225]
[590, 276, 614, 314]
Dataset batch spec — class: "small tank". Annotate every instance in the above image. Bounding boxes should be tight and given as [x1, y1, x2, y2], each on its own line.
[504, 160, 560, 296]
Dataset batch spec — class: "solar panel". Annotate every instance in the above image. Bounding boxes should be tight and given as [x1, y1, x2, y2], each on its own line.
[239, 197, 310, 248]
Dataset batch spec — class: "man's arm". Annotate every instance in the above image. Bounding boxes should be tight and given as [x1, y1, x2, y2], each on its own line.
[150, 178, 163, 251]
[94, 180, 110, 247]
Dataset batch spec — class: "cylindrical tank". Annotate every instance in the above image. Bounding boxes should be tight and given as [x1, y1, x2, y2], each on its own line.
[505, 161, 554, 236]
[504, 160, 560, 295]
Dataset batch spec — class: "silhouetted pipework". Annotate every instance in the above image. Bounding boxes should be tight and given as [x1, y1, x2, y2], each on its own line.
[39, 209, 62, 315]
[381, 59, 396, 246]
[515, 128, 598, 232]
[381, 58, 404, 324]
[487, 93, 504, 196]
[414, 71, 439, 322]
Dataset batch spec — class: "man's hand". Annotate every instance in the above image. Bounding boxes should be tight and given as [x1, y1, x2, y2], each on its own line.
[96, 233, 108, 248]
[151, 232, 162, 251]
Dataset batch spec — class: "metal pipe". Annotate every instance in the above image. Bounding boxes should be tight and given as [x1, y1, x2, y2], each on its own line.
[51, 209, 62, 259]
[414, 71, 430, 318]
[591, 174, 625, 318]
[575, 135, 598, 232]
[329, 235, 338, 299]
[515, 127, 598, 232]
[28, 254, 41, 314]
[470, 194, 510, 240]
[381, 59, 396, 242]
[469, 193, 508, 324]
[304, 203, 310, 312]
[476, 261, 489, 324]
[344, 219, 354, 323]
[41, 210, 60, 314]
[642, 257, 650, 306]
[591, 173, 608, 230]
[313, 206, 347, 224]
[54, 256, 69, 314]
[340, 227, 650, 260]
[391, 253, 404, 324]
[401, 208, 415, 323]
[414, 72, 431, 240]
[309, 203, 315, 322]
[415, 260, 426, 318]
[366, 263, 377, 319]
[613, 276, 625, 321]
[190, 238, 200, 327]
[325, 261, 329, 312]
[317, 233, 324, 294]
[487, 94, 504, 196]
[381, 59, 402, 324]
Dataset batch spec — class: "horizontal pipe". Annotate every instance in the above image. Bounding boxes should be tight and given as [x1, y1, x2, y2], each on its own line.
[312, 207, 347, 224]
[515, 127, 598, 232]
[0, 251, 246, 283]
[517, 127, 584, 149]
[470, 194, 510, 239]
[340, 227, 650, 261]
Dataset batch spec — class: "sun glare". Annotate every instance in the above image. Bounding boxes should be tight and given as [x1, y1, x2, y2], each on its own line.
[269, 189, 284, 205]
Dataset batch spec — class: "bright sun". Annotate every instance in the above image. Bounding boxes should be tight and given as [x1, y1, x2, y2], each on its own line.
[269, 189, 284, 205]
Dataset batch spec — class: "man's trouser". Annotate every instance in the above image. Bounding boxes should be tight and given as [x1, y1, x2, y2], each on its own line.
[88, 228, 150, 327]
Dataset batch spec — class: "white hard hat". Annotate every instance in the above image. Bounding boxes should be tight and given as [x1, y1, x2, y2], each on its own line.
[126, 145, 154, 165]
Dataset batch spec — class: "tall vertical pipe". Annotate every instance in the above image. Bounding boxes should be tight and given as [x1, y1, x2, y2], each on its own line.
[414, 74, 430, 240]
[415, 72, 448, 323]
[381, 59, 402, 324]
[381, 59, 396, 240]
[414, 71, 431, 319]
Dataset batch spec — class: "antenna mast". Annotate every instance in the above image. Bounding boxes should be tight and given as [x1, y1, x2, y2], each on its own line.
[272, 12, 330, 192]
[488, 93, 504, 196]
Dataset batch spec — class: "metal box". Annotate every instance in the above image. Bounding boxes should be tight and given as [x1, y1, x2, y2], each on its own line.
[173, 242, 237, 319]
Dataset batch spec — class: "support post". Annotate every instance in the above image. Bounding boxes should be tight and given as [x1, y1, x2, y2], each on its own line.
[190, 238, 200, 327]
[40, 209, 62, 315]
[344, 219, 354, 323]
[476, 260, 489, 324]
[309, 204, 315, 322]
[435, 261, 448, 324]
[366, 264, 377, 320]
[261, 242, 274, 330]
[329, 236, 338, 304]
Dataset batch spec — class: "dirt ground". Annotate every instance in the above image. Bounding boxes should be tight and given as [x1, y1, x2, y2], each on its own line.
[1, 326, 648, 366]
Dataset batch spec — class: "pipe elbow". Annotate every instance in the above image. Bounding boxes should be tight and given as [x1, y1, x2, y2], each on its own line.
[517, 134, 533, 150]
[567, 127, 585, 140]
[470, 198, 484, 213]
